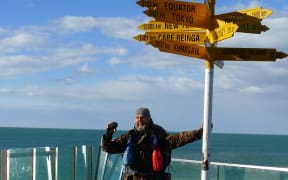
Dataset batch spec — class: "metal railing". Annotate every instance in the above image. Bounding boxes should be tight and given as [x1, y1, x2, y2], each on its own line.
[1, 147, 58, 180]
[171, 159, 288, 180]
[97, 152, 288, 180]
[0, 145, 96, 180]
[1, 145, 288, 180]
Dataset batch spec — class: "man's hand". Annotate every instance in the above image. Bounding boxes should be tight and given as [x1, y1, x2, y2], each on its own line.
[104, 122, 118, 140]
[201, 121, 213, 131]
[108, 122, 118, 131]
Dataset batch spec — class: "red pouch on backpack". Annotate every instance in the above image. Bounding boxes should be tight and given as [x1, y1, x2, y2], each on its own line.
[152, 145, 164, 171]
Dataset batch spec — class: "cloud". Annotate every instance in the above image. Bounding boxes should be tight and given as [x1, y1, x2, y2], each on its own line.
[78, 63, 93, 73]
[0, 86, 42, 97]
[0, 88, 13, 95]
[0, 32, 127, 77]
[0, 15, 139, 78]
[54, 74, 203, 101]
[239, 85, 263, 94]
[214, 61, 288, 96]
[53, 16, 141, 39]
[55, 16, 98, 32]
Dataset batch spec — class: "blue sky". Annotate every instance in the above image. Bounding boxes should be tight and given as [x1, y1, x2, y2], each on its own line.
[0, 0, 287, 134]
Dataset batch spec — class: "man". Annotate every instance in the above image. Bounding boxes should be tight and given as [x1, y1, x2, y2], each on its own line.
[101, 107, 203, 180]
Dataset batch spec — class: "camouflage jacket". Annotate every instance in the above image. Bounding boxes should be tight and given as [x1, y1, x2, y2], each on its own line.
[101, 124, 202, 173]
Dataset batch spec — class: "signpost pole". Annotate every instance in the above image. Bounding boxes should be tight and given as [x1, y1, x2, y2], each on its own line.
[202, 0, 215, 180]
[201, 59, 214, 180]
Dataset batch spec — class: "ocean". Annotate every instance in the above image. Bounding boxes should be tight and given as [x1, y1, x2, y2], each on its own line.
[0, 127, 287, 179]
[1, 127, 287, 167]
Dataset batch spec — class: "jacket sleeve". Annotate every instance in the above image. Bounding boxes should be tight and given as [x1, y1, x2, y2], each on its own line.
[101, 133, 128, 154]
[166, 128, 203, 149]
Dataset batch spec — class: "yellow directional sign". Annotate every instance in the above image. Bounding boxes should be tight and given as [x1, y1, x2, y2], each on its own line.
[144, 9, 208, 28]
[136, 23, 237, 44]
[212, 47, 288, 61]
[138, 20, 203, 32]
[215, 7, 272, 26]
[208, 23, 238, 43]
[136, 0, 158, 8]
[238, 6, 272, 19]
[137, 0, 209, 16]
[150, 40, 208, 59]
[134, 31, 207, 44]
[237, 22, 269, 34]
[138, 20, 268, 35]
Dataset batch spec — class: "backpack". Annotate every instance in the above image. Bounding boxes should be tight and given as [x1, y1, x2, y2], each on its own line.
[122, 137, 135, 166]
[152, 124, 171, 169]
[122, 124, 171, 171]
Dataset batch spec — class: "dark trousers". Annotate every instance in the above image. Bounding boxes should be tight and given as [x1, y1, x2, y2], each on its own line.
[123, 172, 171, 180]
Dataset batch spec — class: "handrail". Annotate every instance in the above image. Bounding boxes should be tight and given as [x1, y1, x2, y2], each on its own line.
[1, 146, 287, 180]
[172, 158, 288, 172]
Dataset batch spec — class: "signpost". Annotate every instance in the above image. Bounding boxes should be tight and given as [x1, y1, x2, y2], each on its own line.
[139, 20, 269, 34]
[134, 31, 207, 44]
[138, 20, 204, 32]
[134, 0, 288, 180]
[237, 22, 269, 34]
[144, 9, 209, 28]
[207, 23, 238, 43]
[215, 7, 273, 25]
[135, 24, 237, 44]
[150, 40, 207, 59]
[137, 0, 209, 16]
[202, 1, 215, 180]
[212, 47, 287, 61]
[238, 6, 273, 19]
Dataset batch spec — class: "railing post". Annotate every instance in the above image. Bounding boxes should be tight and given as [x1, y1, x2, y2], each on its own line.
[32, 148, 36, 180]
[72, 146, 77, 180]
[87, 146, 93, 180]
[1, 149, 9, 180]
[100, 153, 109, 180]
[217, 165, 219, 180]
[45, 147, 53, 180]
[94, 146, 102, 180]
[54, 147, 58, 180]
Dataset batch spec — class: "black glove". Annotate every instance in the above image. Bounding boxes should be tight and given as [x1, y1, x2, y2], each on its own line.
[104, 122, 118, 140]
[195, 128, 203, 140]
[196, 122, 213, 139]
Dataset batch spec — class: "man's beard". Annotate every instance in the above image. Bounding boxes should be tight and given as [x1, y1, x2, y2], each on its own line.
[134, 122, 149, 132]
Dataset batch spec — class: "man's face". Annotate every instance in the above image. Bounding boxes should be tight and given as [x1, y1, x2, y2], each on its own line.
[134, 115, 150, 132]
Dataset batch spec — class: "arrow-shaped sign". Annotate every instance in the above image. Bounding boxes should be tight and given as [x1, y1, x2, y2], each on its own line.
[148, 40, 288, 61]
[135, 23, 237, 44]
[149, 40, 225, 68]
[150, 40, 208, 59]
[137, 0, 209, 16]
[138, 20, 203, 32]
[236, 22, 269, 34]
[238, 6, 272, 19]
[138, 20, 268, 35]
[215, 7, 272, 26]
[150, 42, 288, 62]
[144, 8, 209, 28]
[143, 7, 272, 32]
[134, 31, 207, 44]
[211, 47, 288, 61]
[208, 23, 238, 43]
